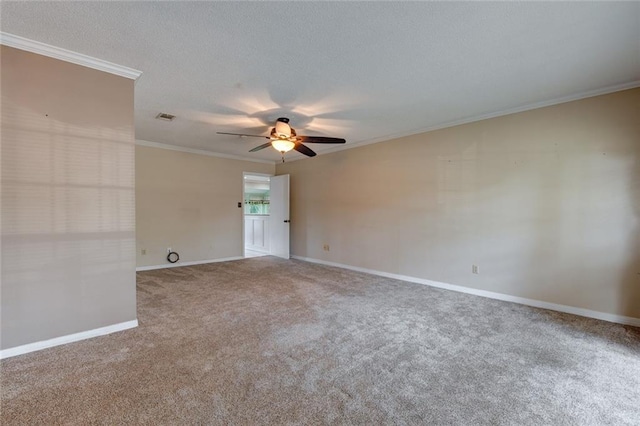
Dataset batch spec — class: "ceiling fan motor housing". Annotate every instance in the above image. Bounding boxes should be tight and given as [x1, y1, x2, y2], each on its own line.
[275, 117, 292, 138]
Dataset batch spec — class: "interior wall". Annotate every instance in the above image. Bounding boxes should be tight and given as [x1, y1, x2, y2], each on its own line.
[277, 88, 640, 319]
[1, 46, 137, 350]
[135, 145, 274, 267]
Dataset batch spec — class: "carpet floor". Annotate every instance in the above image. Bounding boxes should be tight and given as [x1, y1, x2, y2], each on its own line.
[1, 257, 639, 425]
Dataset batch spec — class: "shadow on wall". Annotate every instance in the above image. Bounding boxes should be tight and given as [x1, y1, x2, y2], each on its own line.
[525, 144, 640, 320]
[621, 145, 640, 319]
[502, 97, 640, 321]
[1, 99, 136, 349]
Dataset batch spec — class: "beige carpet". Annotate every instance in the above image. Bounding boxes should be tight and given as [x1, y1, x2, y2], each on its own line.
[1, 257, 639, 425]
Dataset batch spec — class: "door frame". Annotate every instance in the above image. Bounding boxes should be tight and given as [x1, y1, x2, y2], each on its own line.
[268, 174, 290, 259]
[242, 172, 273, 257]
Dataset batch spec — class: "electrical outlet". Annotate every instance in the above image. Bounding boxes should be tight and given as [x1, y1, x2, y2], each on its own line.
[167, 247, 172, 253]
[141, 249, 146, 255]
[323, 244, 330, 251]
[472, 265, 479, 274]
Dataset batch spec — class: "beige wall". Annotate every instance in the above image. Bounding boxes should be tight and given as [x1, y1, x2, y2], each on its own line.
[1, 46, 137, 349]
[135, 145, 274, 267]
[277, 88, 640, 319]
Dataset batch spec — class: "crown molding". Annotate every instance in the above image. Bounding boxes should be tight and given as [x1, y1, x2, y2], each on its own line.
[0, 32, 142, 81]
[136, 139, 276, 165]
[283, 80, 640, 163]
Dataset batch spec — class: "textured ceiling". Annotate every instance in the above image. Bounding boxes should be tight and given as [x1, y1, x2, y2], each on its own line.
[2, 2, 639, 163]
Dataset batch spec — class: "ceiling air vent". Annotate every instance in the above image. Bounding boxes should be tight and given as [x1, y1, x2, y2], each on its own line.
[155, 112, 176, 121]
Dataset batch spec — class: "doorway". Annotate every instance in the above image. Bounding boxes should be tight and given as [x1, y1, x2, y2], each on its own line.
[242, 173, 290, 259]
[243, 173, 271, 258]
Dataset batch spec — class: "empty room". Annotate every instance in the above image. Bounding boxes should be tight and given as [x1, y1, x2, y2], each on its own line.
[1, 2, 639, 425]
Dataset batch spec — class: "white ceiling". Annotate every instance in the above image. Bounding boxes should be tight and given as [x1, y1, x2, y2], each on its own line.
[2, 2, 639, 163]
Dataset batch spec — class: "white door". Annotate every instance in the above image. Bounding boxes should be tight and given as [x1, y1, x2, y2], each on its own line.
[269, 174, 290, 259]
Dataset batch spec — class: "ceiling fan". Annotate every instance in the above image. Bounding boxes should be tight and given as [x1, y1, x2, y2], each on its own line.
[217, 117, 346, 161]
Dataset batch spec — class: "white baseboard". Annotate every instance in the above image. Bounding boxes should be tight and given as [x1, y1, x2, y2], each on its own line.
[0, 319, 139, 360]
[136, 256, 244, 272]
[292, 256, 640, 328]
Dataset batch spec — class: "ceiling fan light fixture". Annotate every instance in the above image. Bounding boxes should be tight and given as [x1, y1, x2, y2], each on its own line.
[271, 139, 295, 153]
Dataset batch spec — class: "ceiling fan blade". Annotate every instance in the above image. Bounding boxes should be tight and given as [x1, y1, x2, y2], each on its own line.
[297, 136, 346, 144]
[217, 132, 270, 139]
[294, 143, 317, 157]
[249, 142, 273, 152]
